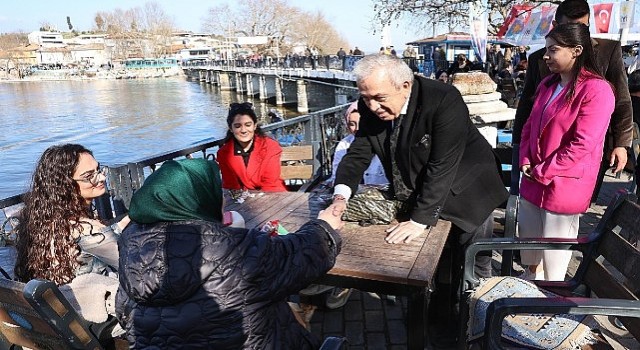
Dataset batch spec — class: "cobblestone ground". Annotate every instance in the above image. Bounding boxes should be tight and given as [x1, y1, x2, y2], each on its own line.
[306, 172, 639, 349]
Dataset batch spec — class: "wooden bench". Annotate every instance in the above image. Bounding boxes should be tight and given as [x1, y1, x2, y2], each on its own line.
[0, 278, 123, 350]
[461, 190, 640, 349]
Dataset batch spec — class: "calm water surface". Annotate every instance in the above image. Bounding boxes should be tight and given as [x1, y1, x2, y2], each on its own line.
[0, 78, 299, 198]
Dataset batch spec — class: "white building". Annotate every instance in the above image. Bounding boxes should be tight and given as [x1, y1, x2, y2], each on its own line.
[28, 31, 65, 48]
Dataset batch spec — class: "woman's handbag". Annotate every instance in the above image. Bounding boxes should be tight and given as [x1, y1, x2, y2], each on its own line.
[341, 186, 406, 225]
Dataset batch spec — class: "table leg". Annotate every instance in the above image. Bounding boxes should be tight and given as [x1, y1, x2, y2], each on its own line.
[406, 287, 427, 350]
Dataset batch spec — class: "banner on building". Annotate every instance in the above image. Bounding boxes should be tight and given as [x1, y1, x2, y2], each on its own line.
[593, 3, 614, 33]
[469, 0, 488, 62]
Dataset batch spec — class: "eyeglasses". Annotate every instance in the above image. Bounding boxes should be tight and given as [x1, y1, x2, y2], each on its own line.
[229, 102, 253, 113]
[73, 166, 108, 186]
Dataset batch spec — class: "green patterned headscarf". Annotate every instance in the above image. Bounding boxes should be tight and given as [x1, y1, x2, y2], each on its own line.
[129, 159, 223, 224]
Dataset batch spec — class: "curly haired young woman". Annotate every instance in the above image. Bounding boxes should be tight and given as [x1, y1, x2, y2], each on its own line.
[14, 143, 129, 285]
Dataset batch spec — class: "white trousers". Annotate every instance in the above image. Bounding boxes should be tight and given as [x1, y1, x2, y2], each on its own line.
[517, 198, 580, 281]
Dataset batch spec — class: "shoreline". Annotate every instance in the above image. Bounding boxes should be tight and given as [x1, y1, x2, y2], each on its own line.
[0, 67, 186, 83]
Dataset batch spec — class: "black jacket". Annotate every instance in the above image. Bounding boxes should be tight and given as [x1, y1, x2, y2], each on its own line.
[116, 219, 341, 349]
[513, 38, 632, 149]
[335, 76, 508, 232]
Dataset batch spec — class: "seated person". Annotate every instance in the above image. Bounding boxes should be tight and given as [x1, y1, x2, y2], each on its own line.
[434, 69, 449, 83]
[217, 102, 287, 192]
[514, 59, 527, 80]
[14, 144, 129, 334]
[15, 143, 129, 285]
[329, 101, 389, 186]
[320, 101, 390, 309]
[116, 158, 344, 349]
[447, 54, 472, 76]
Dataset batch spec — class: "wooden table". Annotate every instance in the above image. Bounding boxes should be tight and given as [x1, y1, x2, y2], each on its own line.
[225, 188, 451, 350]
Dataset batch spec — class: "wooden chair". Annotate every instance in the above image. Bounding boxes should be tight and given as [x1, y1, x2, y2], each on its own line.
[0, 278, 124, 350]
[461, 190, 640, 349]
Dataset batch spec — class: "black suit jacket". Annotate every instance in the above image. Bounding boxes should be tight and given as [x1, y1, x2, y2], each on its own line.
[335, 76, 508, 232]
[513, 38, 633, 150]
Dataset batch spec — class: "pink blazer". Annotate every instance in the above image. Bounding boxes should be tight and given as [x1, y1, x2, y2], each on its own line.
[519, 70, 614, 214]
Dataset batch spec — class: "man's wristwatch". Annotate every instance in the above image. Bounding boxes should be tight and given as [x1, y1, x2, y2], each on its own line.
[332, 194, 346, 202]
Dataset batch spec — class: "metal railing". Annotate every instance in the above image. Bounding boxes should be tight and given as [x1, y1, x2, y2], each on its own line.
[182, 55, 453, 77]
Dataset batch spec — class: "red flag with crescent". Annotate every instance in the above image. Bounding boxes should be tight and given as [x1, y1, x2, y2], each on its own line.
[593, 3, 614, 33]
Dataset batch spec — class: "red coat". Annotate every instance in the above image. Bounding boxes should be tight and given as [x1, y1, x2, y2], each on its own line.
[217, 135, 287, 192]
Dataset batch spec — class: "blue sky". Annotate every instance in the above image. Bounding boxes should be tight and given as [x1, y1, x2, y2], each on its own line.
[0, 0, 428, 53]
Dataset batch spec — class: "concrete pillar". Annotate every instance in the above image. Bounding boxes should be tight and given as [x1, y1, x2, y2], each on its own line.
[235, 73, 245, 93]
[198, 70, 205, 82]
[209, 70, 218, 85]
[259, 75, 268, 101]
[275, 77, 284, 105]
[219, 72, 233, 91]
[296, 80, 309, 113]
[246, 74, 254, 96]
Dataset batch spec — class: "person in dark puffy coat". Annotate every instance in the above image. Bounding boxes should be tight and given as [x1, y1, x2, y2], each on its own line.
[116, 158, 343, 349]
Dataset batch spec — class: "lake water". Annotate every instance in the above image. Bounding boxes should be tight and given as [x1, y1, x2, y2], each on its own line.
[0, 77, 304, 199]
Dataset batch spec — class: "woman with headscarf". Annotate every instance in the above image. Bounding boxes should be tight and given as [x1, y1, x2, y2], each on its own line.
[116, 158, 343, 349]
[329, 101, 389, 187]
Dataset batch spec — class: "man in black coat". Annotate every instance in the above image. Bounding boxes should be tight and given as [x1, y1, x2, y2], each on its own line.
[512, 0, 633, 198]
[332, 54, 508, 285]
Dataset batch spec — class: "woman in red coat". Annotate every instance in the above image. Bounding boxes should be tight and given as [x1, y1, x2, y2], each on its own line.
[217, 102, 287, 192]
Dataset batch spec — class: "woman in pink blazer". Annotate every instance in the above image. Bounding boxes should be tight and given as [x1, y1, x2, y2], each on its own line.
[519, 23, 615, 281]
[217, 102, 287, 192]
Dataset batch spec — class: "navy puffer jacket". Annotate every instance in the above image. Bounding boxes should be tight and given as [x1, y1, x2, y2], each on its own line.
[116, 218, 341, 349]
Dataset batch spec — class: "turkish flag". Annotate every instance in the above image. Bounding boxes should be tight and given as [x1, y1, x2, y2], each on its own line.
[593, 3, 614, 33]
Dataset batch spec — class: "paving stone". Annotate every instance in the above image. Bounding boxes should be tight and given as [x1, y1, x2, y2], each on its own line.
[310, 322, 322, 336]
[344, 321, 365, 345]
[365, 333, 388, 350]
[387, 319, 408, 344]
[383, 299, 404, 319]
[344, 299, 363, 321]
[322, 309, 343, 333]
[364, 310, 385, 332]
[362, 293, 383, 310]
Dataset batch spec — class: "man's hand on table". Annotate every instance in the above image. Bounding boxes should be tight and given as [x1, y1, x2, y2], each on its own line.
[318, 201, 345, 230]
[385, 221, 429, 244]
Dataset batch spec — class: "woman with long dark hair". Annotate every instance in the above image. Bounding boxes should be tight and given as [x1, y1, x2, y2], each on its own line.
[15, 144, 129, 285]
[518, 23, 615, 281]
[217, 102, 287, 192]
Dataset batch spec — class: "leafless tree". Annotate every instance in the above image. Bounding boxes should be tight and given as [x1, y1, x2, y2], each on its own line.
[0, 32, 30, 78]
[92, 2, 176, 59]
[371, 0, 550, 35]
[202, 0, 349, 55]
[289, 11, 349, 55]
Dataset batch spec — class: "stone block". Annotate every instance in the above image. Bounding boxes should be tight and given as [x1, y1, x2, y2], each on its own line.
[468, 100, 509, 116]
[452, 72, 497, 95]
[463, 91, 502, 103]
